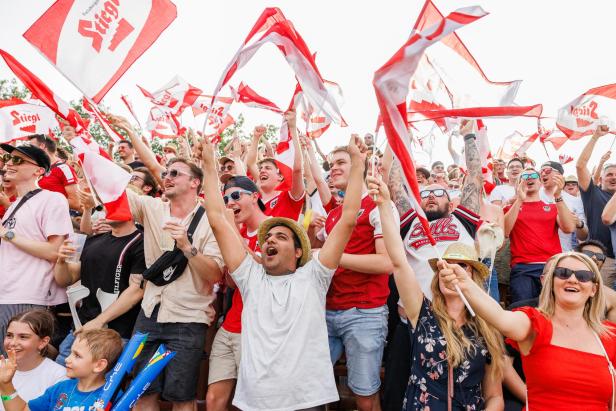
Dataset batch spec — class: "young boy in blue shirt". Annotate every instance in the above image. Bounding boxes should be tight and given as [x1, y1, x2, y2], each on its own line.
[0, 328, 122, 411]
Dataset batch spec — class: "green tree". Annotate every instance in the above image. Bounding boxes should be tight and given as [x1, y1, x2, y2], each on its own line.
[0, 78, 28, 100]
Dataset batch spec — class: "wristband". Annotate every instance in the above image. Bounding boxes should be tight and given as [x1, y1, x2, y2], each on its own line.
[1, 392, 17, 401]
[463, 133, 476, 142]
[554, 196, 563, 203]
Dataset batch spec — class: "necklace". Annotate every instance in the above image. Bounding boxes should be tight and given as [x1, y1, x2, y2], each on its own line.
[65, 382, 98, 407]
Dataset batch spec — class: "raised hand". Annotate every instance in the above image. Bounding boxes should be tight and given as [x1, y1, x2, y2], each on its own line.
[437, 260, 471, 292]
[108, 114, 134, 134]
[0, 349, 17, 385]
[253, 125, 266, 140]
[366, 175, 391, 205]
[553, 173, 565, 197]
[460, 119, 475, 137]
[594, 125, 610, 138]
[516, 179, 528, 202]
[283, 110, 296, 126]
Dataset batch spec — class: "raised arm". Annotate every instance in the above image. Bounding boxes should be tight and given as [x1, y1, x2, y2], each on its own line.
[577, 125, 609, 191]
[603, 191, 616, 226]
[318, 135, 365, 270]
[504, 181, 526, 237]
[246, 126, 265, 180]
[285, 111, 305, 200]
[198, 137, 247, 272]
[552, 174, 576, 233]
[387, 158, 412, 217]
[459, 120, 482, 214]
[367, 175, 423, 326]
[304, 135, 332, 206]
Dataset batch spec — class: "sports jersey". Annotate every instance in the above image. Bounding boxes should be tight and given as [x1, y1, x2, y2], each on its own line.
[401, 205, 481, 299]
[540, 189, 585, 251]
[262, 190, 305, 220]
[504, 201, 561, 266]
[38, 161, 77, 198]
[322, 194, 399, 310]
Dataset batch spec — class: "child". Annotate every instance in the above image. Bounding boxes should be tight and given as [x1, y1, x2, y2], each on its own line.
[0, 310, 66, 411]
[0, 329, 122, 411]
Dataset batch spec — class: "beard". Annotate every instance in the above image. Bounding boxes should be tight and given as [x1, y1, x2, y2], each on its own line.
[424, 205, 449, 221]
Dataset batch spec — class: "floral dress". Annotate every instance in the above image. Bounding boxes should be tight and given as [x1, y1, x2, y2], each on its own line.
[402, 297, 490, 411]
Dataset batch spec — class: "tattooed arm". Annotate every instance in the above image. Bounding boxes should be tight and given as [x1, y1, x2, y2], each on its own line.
[387, 158, 412, 217]
[460, 121, 482, 214]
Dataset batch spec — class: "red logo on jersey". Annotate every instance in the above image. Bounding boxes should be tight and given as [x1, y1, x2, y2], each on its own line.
[407, 216, 460, 249]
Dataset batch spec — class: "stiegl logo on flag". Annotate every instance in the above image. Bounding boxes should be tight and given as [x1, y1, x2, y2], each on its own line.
[77, 0, 134, 53]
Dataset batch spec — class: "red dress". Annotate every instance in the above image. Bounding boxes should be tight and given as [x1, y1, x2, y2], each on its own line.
[507, 306, 616, 410]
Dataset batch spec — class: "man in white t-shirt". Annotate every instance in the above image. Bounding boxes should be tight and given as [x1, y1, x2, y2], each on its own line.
[199, 135, 366, 411]
[488, 158, 524, 206]
[0, 143, 72, 348]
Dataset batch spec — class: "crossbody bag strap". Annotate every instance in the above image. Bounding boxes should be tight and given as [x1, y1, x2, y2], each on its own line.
[447, 360, 453, 411]
[186, 206, 205, 243]
[1, 188, 42, 227]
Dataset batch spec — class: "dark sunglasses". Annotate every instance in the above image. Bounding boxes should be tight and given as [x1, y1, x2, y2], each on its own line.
[419, 188, 449, 199]
[1, 153, 38, 167]
[581, 250, 607, 263]
[521, 172, 540, 180]
[221, 164, 234, 172]
[223, 189, 253, 204]
[553, 266, 596, 283]
[161, 169, 192, 179]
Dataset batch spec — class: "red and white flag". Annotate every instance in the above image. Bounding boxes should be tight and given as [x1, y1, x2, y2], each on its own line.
[138, 75, 202, 116]
[374, 4, 488, 244]
[407, 0, 541, 124]
[0, 49, 85, 131]
[475, 120, 493, 183]
[120, 94, 143, 129]
[513, 131, 540, 157]
[209, 8, 345, 129]
[0, 98, 60, 143]
[192, 95, 234, 130]
[146, 106, 180, 139]
[540, 129, 568, 151]
[556, 84, 616, 139]
[274, 118, 294, 192]
[82, 98, 124, 142]
[70, 136, 132, 221]
[559, 153, 574, 164]
[24, 0, 177, 103]
[230, 82, 282, 113]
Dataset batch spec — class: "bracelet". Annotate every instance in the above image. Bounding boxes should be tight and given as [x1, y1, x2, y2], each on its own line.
[554, 196, 564, 203]
[309, 188, 318, 197]
[1, 392, 17, 401]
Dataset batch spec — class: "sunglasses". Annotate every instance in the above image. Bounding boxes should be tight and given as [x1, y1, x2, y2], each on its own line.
[221, 164, 234, 172]
[1, 153, 39, 167]
[223, 189, 253, 204]
[581, 250, 607, 263]
[419, 188, 449, 199]
[553, 266, 596, 283]
[521, 172, 540, 180]
[130, 175, 144, 183]
[161, 169, 193, 180]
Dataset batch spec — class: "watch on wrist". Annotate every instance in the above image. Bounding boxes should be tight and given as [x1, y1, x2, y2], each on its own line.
[577, 220, 585, 229]
[3, 230, 15, 241]
[554, 196, 563, 203]
[185, 246, 198, 259]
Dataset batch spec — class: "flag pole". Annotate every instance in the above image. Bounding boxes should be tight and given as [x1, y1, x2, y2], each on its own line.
[542, 142, 551, 160]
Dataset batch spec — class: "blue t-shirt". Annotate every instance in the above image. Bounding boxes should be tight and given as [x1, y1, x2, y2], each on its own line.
[28, 379, 104, 411]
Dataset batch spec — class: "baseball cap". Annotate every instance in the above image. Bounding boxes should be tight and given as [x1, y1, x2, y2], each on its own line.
[0, 143, 51, 172]
[223, 175, 265, 211]
[540, 161, 564, 175]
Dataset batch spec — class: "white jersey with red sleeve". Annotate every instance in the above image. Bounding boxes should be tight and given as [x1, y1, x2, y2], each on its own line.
[401, 205, 481, 300]
[38, 161, 77, 198]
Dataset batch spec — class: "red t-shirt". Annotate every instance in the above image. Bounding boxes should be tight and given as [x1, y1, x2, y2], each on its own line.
[505, 201, 561, 266]
[262, 191, 305, 220]
[324, 194, 390, 310]
[38, 161, 77, 198]
[0, 195, 17, 219]
[323, 196, 340, 214]
[221, 225, 260, 334]
[507, 306, 616, 410]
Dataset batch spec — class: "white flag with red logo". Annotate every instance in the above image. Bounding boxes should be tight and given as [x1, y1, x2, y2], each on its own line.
[0, 98, 60, 143]
[559, 153, 574, 164]
[0, 49, 86, 131]
[24, 0, 177, 103]
[556, 84, 616, 139]
[407, 0, 541, 125]
[138, 75, 202, 116]
[230, 82, 282, 113]
[71, 136, 132, 221]
[192, 95, 234, 131]
[374, 4, 488, 245]
[146, 106, 180, 139]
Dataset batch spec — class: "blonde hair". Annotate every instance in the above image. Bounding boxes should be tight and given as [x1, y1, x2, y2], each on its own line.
[430, 268, 504, 379]
[538, 252, 612, 336]
[75, 328, 123, 372]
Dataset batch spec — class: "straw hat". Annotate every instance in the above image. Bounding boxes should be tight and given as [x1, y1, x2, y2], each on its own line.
[428, 242, 490, 280]
[257, 217, 311, 267]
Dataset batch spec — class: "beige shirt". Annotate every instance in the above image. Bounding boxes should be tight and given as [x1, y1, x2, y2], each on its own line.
[127, 191, 223, 324]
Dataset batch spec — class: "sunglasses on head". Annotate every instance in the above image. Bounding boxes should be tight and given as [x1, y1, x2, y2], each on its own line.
[419, 188, 449, 199]
[161, 169, 192, 179]
[553, 266, 596, 283]
[1, 153, 38, 167]
[581, 250, 607, 262]
[223, 189, 253, 204]
[521, 172, 540, 180]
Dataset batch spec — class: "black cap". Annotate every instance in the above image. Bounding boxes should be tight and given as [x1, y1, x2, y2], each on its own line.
[223, 175, 265, 211]
[540, 161, 564, 175]
[1, 143, 51, 172]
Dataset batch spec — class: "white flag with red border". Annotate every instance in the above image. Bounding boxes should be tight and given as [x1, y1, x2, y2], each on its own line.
[556, 84, 616, 139]
[138, 75, 202, 116]
[230, 82, 282, 113]
[0, 98, 60, 143]
[146, 106, 180, 139]
[24, 0, 177, 103]
[82, 98, 124, 142]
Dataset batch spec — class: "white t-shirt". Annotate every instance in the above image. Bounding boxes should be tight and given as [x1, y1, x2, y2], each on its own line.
[0, 189, 73, 305]
[540, 189, 586, 252]
[488, 184, 516, 204]
[0, 358, 66, 411]
[231, 254, 339, 411]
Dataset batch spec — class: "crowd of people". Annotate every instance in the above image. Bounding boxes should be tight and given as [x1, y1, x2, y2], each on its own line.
[0, 110, 616, 411]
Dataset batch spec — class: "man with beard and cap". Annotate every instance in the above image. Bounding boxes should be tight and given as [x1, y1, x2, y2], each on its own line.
[0, 142, 73, 348]
[504, 167, 576, 303]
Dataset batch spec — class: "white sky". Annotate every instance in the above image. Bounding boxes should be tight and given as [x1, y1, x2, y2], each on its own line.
[2, 0, 616, 174]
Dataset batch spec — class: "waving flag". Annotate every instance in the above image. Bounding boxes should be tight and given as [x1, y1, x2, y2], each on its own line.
[120, 94, 143, 130]
[146, 107, 180, 139]
[374, 4, 488, 245]
[540, 129, 568, 151]
[230, 82, 282, 113]
[0, 49, 85, 131]
[192, 95, 233, 122]
[71, 136, 131, 221]
[407, 0, 541, 124]
[82, 98, 124, 142]
[208, 7, 345, 130]
[556, 84, 616, 139]
[138, 75, 202, 116]
[559, 153, 574, 164]
[0, 98, 60, 143]
[24, 0, 177, 103]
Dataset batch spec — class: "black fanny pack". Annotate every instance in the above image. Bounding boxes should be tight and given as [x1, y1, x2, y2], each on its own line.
[143, 206, 205, 286]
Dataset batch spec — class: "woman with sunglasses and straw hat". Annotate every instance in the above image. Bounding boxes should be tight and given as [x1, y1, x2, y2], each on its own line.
[440, 250, 616, 410]
[366, 176, 505, 410]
